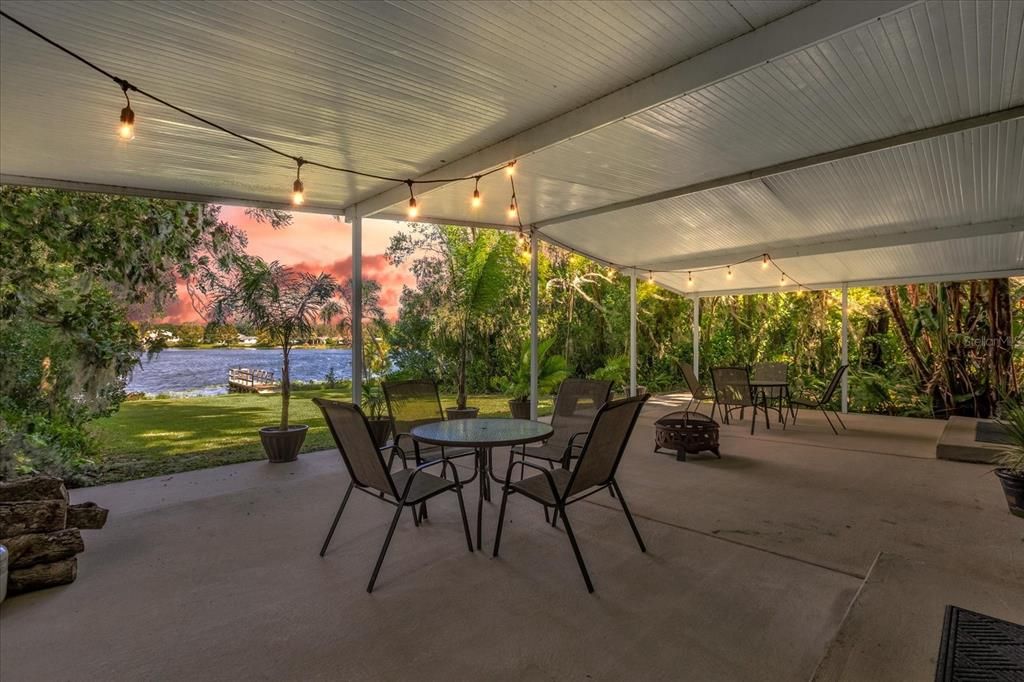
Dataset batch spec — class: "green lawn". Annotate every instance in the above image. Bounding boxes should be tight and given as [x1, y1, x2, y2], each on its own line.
[89, 389, 553, 484]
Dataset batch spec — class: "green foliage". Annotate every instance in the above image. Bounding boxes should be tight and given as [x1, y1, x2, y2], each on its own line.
[590, 355, 631, 393]
[0, 187, 250, 479]
[503, 338, 570, 401]
[996, 399, 1024, 475]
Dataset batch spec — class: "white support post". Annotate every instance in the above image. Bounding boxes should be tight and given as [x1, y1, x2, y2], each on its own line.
[529, 231, 539, 420]
[351, 216, 363, 406]
[840, 283, 849, 414]
[692, 296, 700, 378]
[629, 269, 638, 397]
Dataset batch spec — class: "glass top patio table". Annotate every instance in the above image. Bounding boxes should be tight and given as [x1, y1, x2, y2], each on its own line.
[749, 381, 790, 427]
[411, 418, 553, 549]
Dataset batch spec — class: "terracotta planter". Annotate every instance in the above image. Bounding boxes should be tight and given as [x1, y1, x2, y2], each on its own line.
[508, 399, 531, 420]
[259, 425, 308, 463]
[445, 407, 479, 420]
[995, 468, 1024, 518]
[366, 417, 393, 448]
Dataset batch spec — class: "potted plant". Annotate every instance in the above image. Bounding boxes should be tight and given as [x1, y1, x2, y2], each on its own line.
[994, 399, 1024, 518]
[362, 382, 392, 447]
[212, 259, 338, 463]
[505, 338, 570, 419]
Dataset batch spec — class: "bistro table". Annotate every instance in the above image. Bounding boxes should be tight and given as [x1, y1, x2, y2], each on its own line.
[410, 418, 553, 549]
[749, 380, 790, 428]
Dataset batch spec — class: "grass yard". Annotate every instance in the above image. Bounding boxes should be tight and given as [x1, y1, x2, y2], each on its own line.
[88, 389, 553, 484]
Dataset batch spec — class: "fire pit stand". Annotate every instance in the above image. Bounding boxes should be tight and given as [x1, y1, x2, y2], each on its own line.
[654, 411, 721, 461]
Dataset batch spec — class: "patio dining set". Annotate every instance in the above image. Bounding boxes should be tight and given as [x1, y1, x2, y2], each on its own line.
[312, 378, 647, 594]
[678, 361, 850, 436]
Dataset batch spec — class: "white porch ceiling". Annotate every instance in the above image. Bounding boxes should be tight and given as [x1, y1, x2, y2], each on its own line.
[1, 0, 1022, 295]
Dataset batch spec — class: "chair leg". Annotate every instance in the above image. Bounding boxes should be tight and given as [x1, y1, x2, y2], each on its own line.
[367, 500, 405, 593]
[559, 507, 594, 593]
[492, 486, 511, 558]
[611, 479, 646, 552]
[833, 410, 847, 430]
[821, 407, 839, 435]
[319, 481, 354, 557]
[410, 506, 420, 527]
[454, 483, 474, 553]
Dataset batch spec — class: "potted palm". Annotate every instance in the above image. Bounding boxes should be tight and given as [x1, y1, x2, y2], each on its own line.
[994, 399, 1024, 518]
[362, 382, 392, 447]
[506, 338, 570, 419]
[212, 259, 338, 463]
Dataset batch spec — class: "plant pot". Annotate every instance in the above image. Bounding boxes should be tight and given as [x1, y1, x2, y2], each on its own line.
[259, 425, 309, 463]
[366, 417, 393, 448]
[995, 468, 1024, 518]
[446, 407, 479, 420]
[508, 399, 531, 420]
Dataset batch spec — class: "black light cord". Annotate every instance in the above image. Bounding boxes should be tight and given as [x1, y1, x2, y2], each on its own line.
[0, 9, 511, 186]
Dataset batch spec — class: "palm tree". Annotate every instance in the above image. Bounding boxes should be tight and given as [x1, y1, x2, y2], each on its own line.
[319, 300, 342, 337]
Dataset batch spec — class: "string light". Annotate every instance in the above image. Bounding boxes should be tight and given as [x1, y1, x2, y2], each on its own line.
[687, 272, 694, 286]
[291, 159, 305, 206]
[471, 176, 481, 208]
[762, 254, 769, 269]
[118, 83, 135, 140]
[506, 161, 516, 177]
[406, 181, 418, 219]
[780, 274, 787, 285]
[726, 265, 733, 279]
[648, 271, 655, 282]
[508, 182, 518, 219]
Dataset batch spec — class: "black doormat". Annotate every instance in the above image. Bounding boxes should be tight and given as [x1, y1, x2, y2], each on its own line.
[976, 421, 1014, 445]
[935, 605, 1024, 681]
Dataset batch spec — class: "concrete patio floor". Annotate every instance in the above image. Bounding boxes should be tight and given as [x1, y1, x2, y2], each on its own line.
[2, 395, 1022, 681]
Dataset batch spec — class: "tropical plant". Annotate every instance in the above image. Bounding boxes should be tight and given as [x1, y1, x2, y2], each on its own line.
[210, 259, 338, 430]
[361, 382, 388, 420]
[590, 355, 631, 393]
[504, 338, 571, 402]
[996, 399, 1024, 475]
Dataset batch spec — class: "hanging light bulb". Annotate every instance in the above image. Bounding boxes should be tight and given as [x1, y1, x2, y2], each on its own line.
[508, 200, 517, 219]
[762, 254, 769, 269]
[506, 161, 516, 177]
[687, 271, 694, 287]
[471, 177, 481, 208]
[406, 181, 418, 219]
[780, 274, 787, 285]
[119, 105, 135, 140]
[648, 271, 655, 282]
[726, 265, 733, 279]
[291, 159, 305, 206]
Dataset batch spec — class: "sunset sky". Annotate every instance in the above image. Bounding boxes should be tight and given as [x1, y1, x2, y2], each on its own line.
[159, 206, 417, 323]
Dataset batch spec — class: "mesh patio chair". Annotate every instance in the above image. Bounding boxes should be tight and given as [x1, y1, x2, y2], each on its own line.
[313, 398, 473, 593]
[493, 395, 649, 593]
[381, 379, 475, 468]
[788, 365, 849, 435]
[752, 361, 790, 422]
[710, 367, 766, 435]
[676, 360, 712, 414]
[510, 378, 612, 469]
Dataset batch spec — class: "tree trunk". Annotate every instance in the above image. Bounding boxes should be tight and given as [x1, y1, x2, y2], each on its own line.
[988, 278, 1016, 409]
[4, 528, 84, 568]
[8, 558, 77, 596]
[457, 319, 468, 410]
[883, 286, 929, 385]
[1, 499, 68, 539]
[280, 340, 290, 430]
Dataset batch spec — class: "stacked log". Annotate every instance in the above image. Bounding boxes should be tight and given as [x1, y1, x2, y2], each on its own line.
[0, 475, 108, 596]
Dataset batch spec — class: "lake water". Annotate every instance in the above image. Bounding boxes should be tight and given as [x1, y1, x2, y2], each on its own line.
[126, 348, 353, 396]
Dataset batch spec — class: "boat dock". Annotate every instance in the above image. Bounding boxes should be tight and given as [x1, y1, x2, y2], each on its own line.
[228, 367, 279, 394]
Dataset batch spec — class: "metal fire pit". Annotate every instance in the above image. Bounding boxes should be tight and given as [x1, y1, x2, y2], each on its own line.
[654, 411, 721, 461]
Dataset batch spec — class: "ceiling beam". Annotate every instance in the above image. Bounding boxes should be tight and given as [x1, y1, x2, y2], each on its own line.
[345, 0, 917, 219]
[637, 217, 1024, 272]
[658, 267, 1024, 298]
[0, 174, 345, 216]
[536, 106, 1024, 229]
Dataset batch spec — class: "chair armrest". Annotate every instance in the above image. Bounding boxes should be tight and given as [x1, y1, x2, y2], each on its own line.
[398, 457, 462, 500]
[504, 459, 562, 503]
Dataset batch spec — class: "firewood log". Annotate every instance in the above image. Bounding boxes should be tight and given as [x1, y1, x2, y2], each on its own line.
[0, 475, 68, 502]
[67, 502, 109, 530]
[7, 558, 77, 595]
[3, 528, 84, 569]
[0, 499, 68, 539]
